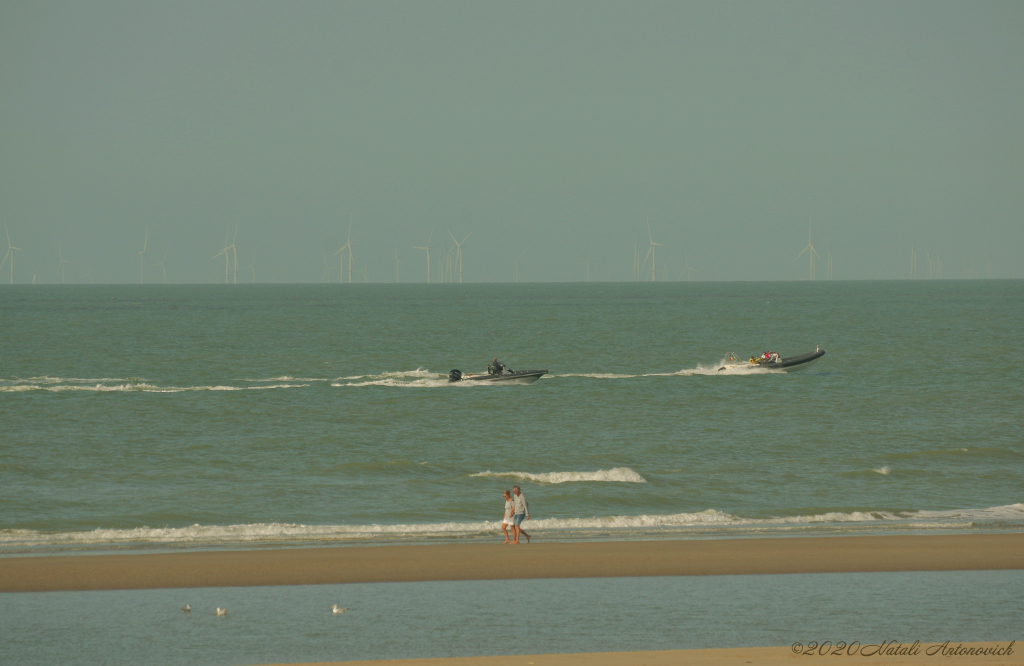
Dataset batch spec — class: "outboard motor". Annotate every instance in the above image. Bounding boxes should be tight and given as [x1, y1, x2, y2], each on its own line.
[448, 369, 462, 382]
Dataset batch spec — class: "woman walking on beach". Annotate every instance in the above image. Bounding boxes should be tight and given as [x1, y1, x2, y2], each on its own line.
[501, 490, 515, 544]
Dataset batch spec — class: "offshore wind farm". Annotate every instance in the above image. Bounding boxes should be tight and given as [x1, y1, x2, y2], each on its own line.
[0, 217, 1014, 284]
[1, 5, 1021, 285]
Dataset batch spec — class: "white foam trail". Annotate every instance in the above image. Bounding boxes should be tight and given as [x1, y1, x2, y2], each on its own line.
[334, 378, 459, 388]
[0, 382, 309, 393]
[333, 368, 492, 388]
[247, 376, 331, 382]
[5, 503, 1021, 550]
[673, 357, 782, 376]
[873, 466, 892, 475]
[554, 373, 639, 379]
[543, 357, 781, 379]
[472, 468, 648, 484]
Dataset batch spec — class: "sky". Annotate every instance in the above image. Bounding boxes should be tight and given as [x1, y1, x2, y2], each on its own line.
[1, 1, 1022, 283]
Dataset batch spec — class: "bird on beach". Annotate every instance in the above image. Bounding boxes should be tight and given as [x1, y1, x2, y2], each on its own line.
[215, 608, 227, 616]
[181, 604, 191, 613]
[331, 604, 347, 614]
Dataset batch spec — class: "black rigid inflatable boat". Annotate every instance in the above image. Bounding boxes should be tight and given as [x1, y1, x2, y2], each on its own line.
[743, 348, 825, 371]
[448, 368, 548, 383]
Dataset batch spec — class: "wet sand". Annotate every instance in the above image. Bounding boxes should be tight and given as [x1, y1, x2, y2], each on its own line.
[2, 533, 1022, 593]
[264, 642, 1020, 665]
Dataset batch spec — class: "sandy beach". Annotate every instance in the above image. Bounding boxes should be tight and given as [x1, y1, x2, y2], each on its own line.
[264, 643, 1021, 666]
[2, 533, 1022, 593]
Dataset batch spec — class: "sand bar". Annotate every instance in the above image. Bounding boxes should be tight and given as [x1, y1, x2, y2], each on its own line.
[2, 534, 1022, 593]
[264, 642, 1021, 666]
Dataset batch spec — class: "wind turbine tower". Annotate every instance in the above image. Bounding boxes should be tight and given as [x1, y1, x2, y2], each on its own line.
[646, 223, 661, 281]
[681, 252, 698, 281]
[138, 229, 148, 284]
[214, 229, 231, 284]
[413, 226, 434, 283]
[447, 230, 471, 283]
[796, 217, 820, 280]
[1, 224, 22, 284]
[56, 245, 72, 284]
[228, 224, 240, 284]
[151, 252, 167, 284]
[394, 248, 402, 283]
[344, 224, 354, 283]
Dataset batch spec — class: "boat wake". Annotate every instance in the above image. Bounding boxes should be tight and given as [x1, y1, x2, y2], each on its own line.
[471, 468, 647, 484]
[0, 376, 311, 393]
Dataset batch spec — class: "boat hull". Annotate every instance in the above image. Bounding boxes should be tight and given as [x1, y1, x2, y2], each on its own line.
[756, 349, 825, 371]
[450, 370, 547, 384]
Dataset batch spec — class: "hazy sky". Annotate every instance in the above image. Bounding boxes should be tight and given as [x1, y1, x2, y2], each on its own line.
[2, 1, 1021, 283]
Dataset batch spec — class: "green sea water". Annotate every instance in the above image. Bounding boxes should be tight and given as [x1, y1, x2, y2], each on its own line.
[1, 281, 1021, 552]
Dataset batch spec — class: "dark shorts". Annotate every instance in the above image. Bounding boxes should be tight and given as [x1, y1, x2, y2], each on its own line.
[513, 514, 526, 527]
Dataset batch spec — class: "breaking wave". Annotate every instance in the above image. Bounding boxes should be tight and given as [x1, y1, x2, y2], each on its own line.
[471, 468, 648, 484]
[5, 503, 1020, 553]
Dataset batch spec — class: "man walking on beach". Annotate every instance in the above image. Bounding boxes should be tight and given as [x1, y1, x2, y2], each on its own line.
[511, 485, 530, 544]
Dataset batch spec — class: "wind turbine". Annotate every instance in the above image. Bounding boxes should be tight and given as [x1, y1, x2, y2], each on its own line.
[56, 245, 72, 284]
[394, 247, 402, 282]
[1, 223, 22, 284]
[826, 246, 834, 280]
[244, 251, 256, 283]
[213, 229, 231, 284]
[151, 252, 167, 284]
[447, 230, 471, 283]
[795, 217, 820, 280]
[413, 226, 435, 283]
[334, 240, 347, 284]
[680, 252, 698, 281]
[138, 228, 148, 284]
[336, 223, 354, 283]
[228, 224, 240, 284]
[81, 258, 95, 284]
[581, 253, 592, 282]
[641, 222, 660, 281]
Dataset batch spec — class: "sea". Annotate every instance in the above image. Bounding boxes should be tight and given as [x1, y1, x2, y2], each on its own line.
[1, 281, 1022, 664]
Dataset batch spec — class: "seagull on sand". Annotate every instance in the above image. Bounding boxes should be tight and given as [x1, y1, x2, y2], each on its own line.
[181, 604, 191, 613]
[215, 608, 227, 616]
[331, 604, 347, 614]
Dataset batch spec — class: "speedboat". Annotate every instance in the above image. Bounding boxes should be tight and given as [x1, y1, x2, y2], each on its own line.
[738, 348, 825, 371]
[448, 368, 548, 383]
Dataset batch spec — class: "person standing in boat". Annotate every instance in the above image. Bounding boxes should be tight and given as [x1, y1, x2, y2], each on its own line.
[511, 485, 530, 544]
[490, 358, 505, 375]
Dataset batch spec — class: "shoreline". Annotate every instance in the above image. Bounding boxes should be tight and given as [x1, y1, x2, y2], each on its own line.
[1, 533, 1022, 593]
[261, 643, 1021, 666]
